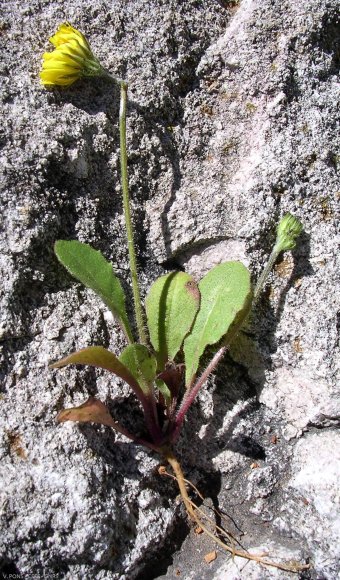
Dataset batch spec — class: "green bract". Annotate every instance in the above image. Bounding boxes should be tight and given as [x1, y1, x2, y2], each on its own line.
[275, 213, 303, 252]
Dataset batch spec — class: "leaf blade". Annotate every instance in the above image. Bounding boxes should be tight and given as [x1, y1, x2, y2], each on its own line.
[145, 271, 200, 368]
[56, 397, 137, 441]
[54, 240, 134, 343]
[119, 344, 157, 395]
[57, 397, 117, 427]
[183, 262, 252, 386]
[50, 346, 145, 402]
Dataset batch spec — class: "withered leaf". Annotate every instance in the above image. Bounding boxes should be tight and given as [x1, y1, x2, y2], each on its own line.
[204, 550, 217, 564]
[57, 397, 116, 428]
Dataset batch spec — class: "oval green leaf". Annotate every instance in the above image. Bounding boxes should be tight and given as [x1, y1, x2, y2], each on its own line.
[145, 271, 200, 368]
[183, 262, 252, 387]
[54, 240, 134, 343]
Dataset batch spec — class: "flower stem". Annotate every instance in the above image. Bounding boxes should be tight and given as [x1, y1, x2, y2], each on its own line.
[253, 213, 303, 304]
[119, 81, 148, 345]
[109, 417, 160, 451]
[172, 295, 251, 442]
[253, 246, 280, 304]
[172, 346, 227, 442]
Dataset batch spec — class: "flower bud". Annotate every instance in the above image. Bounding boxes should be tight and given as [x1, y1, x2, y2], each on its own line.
[275, 213, 303, 253]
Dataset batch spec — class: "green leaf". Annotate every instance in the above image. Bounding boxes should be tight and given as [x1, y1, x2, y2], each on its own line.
[54, 240, 133, 343]
[183, 262, 252, 386]
[145, 271, 200, 368]
[50, 346, 145, 402]
[119, 344, 157, 395]
[155, 379, 172, 404]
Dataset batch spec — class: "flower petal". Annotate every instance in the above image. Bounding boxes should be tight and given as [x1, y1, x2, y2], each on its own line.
[40, 23, 104, 87]
[49, 22, 90, 52]
[40, 69, 79, 86]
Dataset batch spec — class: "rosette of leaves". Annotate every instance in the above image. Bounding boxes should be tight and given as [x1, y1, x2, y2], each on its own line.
[51, 240, 252, 450]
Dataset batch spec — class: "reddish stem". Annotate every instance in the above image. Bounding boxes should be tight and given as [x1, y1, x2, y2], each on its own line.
[111, 422, 159, 451]
[172, 345, 227, 442]
[142, 395, 162, 446]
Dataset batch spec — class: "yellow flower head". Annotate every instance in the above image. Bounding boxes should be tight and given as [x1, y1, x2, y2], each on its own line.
[40, 22, 105, 87]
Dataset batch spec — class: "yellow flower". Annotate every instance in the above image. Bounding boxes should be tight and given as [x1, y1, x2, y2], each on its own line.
[40, 22, 106, 87]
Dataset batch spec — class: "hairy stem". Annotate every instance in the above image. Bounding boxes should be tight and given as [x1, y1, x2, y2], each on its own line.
[110, 420, 159, 451]
[119, 81, 148, 345]
[115, 425, 159, 452]
[173, 241, 283, 441]
[253, 246, 280, 304]
[172, 346, 227, 442]
[173, 301, 251, 442]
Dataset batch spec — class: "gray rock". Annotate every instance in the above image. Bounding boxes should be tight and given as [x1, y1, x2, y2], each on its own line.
[0, 0, 339, 578]
[286, 431, 340, 579]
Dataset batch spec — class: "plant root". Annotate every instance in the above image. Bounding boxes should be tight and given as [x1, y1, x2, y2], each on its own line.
[158, 465, 238, 548]
[161, 451, 311, 574]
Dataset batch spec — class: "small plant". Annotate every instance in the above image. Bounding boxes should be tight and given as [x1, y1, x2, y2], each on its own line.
[42, 23, 306, 572]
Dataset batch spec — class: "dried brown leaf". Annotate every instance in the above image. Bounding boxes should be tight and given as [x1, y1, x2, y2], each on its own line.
[57, 397, 116, 427]
[204, 550, 217, 563]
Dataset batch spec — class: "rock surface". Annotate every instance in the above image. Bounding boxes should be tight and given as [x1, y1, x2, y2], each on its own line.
[0, 0, 339, 579]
